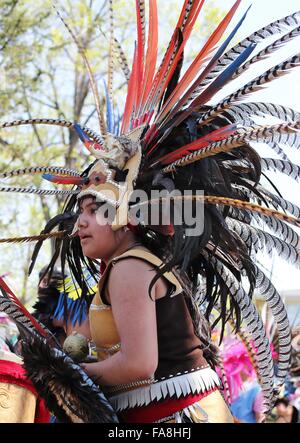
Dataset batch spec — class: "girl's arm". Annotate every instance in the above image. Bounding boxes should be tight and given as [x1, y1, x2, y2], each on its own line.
[82, 258, 160, 386]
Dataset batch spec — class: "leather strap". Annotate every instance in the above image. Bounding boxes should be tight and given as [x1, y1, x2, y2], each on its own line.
[98, 248, 182, 300]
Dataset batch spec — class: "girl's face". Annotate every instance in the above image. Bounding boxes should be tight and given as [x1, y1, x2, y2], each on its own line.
[77, 197, 119, 260]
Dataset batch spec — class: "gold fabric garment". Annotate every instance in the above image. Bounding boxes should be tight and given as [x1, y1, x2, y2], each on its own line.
[164, 390, 234, 423]
[0, 351, 36, 423]
[89, 247, 182, 360]
[0, 382, 36, 423]
[89, 291, 120, 360]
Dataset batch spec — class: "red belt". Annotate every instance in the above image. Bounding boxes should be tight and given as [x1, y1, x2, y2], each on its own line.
[119, 387, 218, 423]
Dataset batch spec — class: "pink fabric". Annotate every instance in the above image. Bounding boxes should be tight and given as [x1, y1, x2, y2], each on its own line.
[219, 340, 255, 401]
[253, 389, 264, 413]
[218, 336, 278, 403]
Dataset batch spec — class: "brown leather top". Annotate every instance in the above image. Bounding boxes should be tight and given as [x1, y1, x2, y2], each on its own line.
[154, 292, 207, 379]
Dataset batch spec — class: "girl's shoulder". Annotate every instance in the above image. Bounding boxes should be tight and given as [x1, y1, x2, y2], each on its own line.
[108, 246, 183, 299]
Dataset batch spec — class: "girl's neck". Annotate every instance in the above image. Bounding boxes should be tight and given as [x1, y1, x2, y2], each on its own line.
[103, 231, 142, 265]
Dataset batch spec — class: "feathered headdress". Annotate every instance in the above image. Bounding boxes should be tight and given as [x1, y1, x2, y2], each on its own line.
[1, 0, 300, 413]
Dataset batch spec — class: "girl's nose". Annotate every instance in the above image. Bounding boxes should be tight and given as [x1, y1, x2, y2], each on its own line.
[77, 213, 88, 228]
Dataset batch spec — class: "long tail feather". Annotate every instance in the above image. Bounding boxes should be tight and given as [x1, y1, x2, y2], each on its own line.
[254, 267, 291, 385]
[134, 0, 146, 115]
[231, 25, 300, 81]
[0, 119, 103, 144]
[153, 0, 243, 129]
[112, 36, 131, 81]
[144, 0, 205, 116]
[108, 0, 115, 106]
[132, 194, 300, 229]
[150, 124, 237, 167]
[0, 231, 66, 244]
[0, 166, 80, 180]
[139, 0, 158, 116]
[0, 186, 78, 196]
[200, 10, 300, 89]
[225, 102, 300, 125]
[199, 54, 300, 125]
[227, 218, 300, 270]
[205, 254, 276, 411]
[261, 158, 300, 181]
[121, 45, 138, 133]
[162, 121, 300, 171]
[0, 277, 48, 336]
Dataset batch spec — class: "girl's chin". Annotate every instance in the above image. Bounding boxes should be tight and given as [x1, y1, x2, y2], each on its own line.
[81, 244, 95, 257]
[81, 245, 101, 260]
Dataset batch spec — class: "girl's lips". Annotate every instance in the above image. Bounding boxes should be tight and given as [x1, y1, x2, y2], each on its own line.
[80, 235, 92, 242]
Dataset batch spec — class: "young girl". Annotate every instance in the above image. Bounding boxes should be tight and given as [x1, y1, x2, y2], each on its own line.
[76, 193, 233, 423]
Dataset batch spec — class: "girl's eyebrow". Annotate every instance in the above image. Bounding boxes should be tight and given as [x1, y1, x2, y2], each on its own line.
[80, 201, 97, 210]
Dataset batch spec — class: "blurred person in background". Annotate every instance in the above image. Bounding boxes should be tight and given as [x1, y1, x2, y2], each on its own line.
[275, 397, 300, 423]
[219, 337, 265, 423]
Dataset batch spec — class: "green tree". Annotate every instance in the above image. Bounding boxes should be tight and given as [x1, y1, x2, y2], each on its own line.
[0, 0, 224, 305]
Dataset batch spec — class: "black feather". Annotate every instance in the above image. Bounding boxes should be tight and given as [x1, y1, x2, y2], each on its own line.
[21, 332, 119, 423]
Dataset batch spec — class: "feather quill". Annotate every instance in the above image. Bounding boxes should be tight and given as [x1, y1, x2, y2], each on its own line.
[0, 231, 66, 244]
[0, 119, 103, 144]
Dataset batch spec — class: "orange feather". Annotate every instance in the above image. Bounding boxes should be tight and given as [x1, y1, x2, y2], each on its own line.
[146, 0, 205, 114]
[157, 0, 242, 124]
[139, 0, 158, 117]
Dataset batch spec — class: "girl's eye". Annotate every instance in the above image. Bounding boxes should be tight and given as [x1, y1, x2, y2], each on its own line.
[90, 206, 98, 214]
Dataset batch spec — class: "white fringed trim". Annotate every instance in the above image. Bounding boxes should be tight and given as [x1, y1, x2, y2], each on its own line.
[108, 367, 220, 411]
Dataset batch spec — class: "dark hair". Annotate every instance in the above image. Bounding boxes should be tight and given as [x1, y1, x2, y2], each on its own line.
[274, 397, 290, 407]
[38, 266, 63, 282]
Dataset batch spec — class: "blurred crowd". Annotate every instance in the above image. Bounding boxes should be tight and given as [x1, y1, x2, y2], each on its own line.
[217, 328, 300, 423]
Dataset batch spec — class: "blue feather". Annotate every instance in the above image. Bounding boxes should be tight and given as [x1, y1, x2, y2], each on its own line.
[73, 123, 90, 143]
[206, 5, 252, 75]
[53, 292, 88, 326]
[42, 173, 55, 182]
[103, 80, 114, 133]
[114, 107, 121, 136]
[198, 43, 256, 103]
[53, 292, 65, 320]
